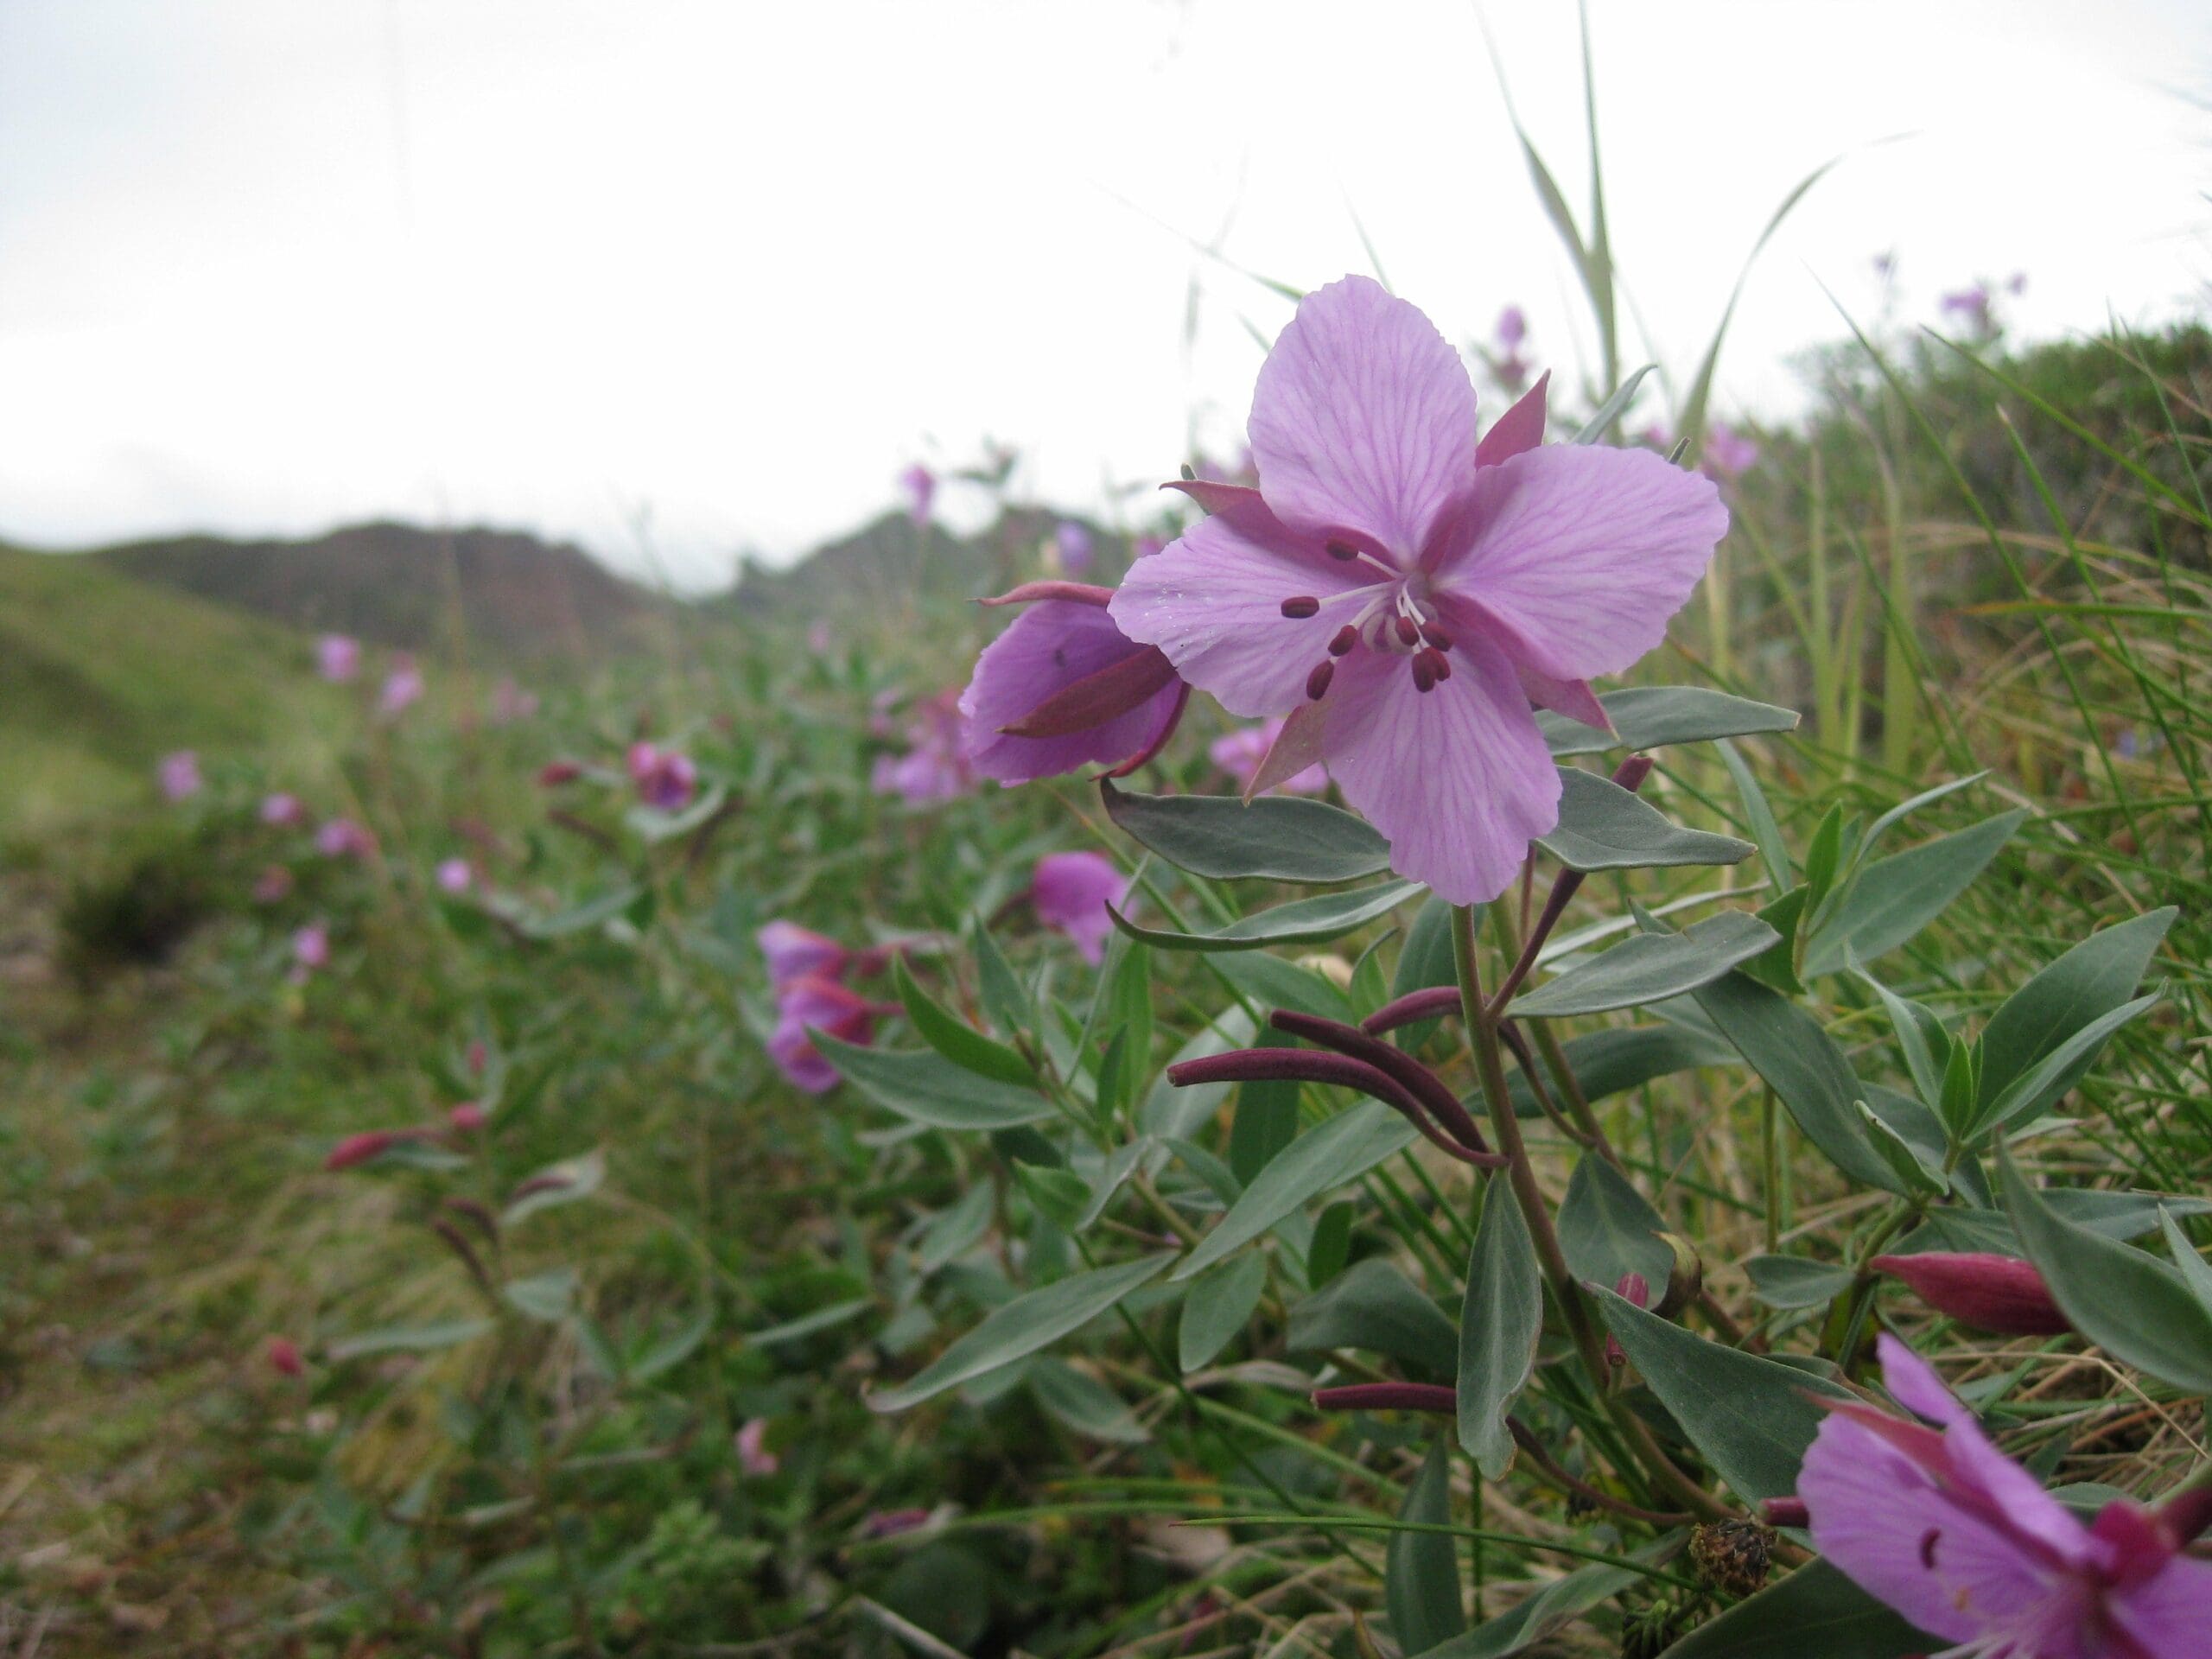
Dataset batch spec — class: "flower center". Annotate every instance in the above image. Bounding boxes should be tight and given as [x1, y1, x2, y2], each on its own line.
[1284, 568, 1455, 700]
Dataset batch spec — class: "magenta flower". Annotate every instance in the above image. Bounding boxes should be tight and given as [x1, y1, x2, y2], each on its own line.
[158, 750, 202, 802]
[435, 858, 473, 895]
[1056, 520, 1095, 575]
[1872, 1252, 2070, 1337]
[1211, 717, 1326, 795]
[448, 1101, 487, 1131]
[266, 1336, 305, 1377]
[961, 583, 1186, 785]
[317, 634, 359, 683]
[1799, 1334, 2212, 1656]
[315, 817, 375, 859]
[1110, 276, 1726, 903]
[324, 1126, 434, 1171]
[736, 1418, 779, 1477]
[871, 690, 974, 804]
[292, 922, 330, 972]
[899, 461, 937, 524]
[1941, 283, 1996, 337]
[1033, 851, 1128, 965]
[261, 791, 306, 827]
[1703, 422, 1759, 480]
[378, 655, 424, 716]
[758, 920, 849, 990]
[768, 973, 883, 1094]
[1495, 305, 1528, 349]
[627, 741, 699, 811]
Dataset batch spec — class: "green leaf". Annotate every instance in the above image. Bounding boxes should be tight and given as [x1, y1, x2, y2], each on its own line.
[973, 918, 1030, 1039]
[1306, 1199, 1354, 1288]
[1287, 1258, 1459, 1381]
[327, 1319, 495, 1361]
[1514, 912, 1777, 1018]
[1028, 1357, 1149, 1444]
[1174, 1103, 1419, 1281]
[1740, 885, 1807, 995]
[1458, 1182, 1543, 1479]
[1390, 895, 1461, 1048]
[893, 956, 1036, 1087]
[813, 1035, 1055, 1130]
[1977, 908, 2177, 1126]
[1744, 1255, 1855, 1310]
[1212, 951, 1355, 1022]
[1014, 1162, 1090, 1231]
[1856, 1101, 1947, 1197]
[1999, 1154, 2212, 1395]
[1964, 993, 2158, 1143]
[1538, 688, 1800, 759]
[1179, 1253, 1269, 1373]
[749, 1297, 870, 1347]
[630, 1294, 714, 1382]
[1854, 964, 1950, 1111]
[503, 1147, 608, 1225]
[869, 1253, 1175, 1412]
[1422, 1543, 1677, 1658]
[1570, 363, 1656, 443]
[1800, 803, 1847, 916]
[1658, 1560, 1933, 1658]
[918, 1181, 997, 1274]
[1691, 972, 1904, 1194]
[1228, 1042, 1301, 1185]
[1505, 1025, 1736, 1117]
[1109, 879, 1422, 953]
[625, 784, 728, 843]
[1559, 1155, 1673, 1294]
[1897, 1191, 2212, 1255]
[1853, 772, 1991, 866]
[1538, 768, 1755, 874]
[1592, 1287, 1850, 1503]
[519, 884, 645, 940]
[1802, 810, 2027, 976]
[1143, 1009, 1258, 1141]
[2160, 1208, 2212, 1321]
[1714, 738, 1793, 891]
[504, 1267, 579, 1323]
[1100, 779, 1389, 884]
[1387, 1440, 1466, 1656]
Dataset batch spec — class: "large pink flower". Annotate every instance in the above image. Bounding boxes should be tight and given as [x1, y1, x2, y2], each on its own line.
[1799, 1334, 2212, 1657]
[770, 974, 883, 1094]
[1109, 276, 1727, 903]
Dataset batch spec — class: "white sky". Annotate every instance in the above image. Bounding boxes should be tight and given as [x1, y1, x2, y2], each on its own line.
[1, 0, 2206, 589]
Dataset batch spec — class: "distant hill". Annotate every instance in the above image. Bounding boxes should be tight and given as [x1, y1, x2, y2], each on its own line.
[93, 520, 674, 661]
[0, 544, 342, 843]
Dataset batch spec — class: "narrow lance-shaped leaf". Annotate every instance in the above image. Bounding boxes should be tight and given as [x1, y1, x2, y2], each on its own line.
[1174, 1103, 1419, 1281]
[1558, 1154, 1674, 1294]
[1536, 686, 1799, 757]
[893, 956, 1036, 1087]
[814, 1034, 1057, 1131]
[1387, 1440, 1466, 1655]
[1287, 1258, 1460, 1381]
[1178, 1253, 1269, 1373]
[1513, 911, 1777, 1017]
[1099, 779, 1389, 884]
[1458, 1180, 1543, 1479]
[1802, 810, 2027, 976]
[1538, 767, 1755, 874]
[1976, 907, 2177, 1124]
[1963, 992, 2159, 1143]
[1109, 879, 1422, 954]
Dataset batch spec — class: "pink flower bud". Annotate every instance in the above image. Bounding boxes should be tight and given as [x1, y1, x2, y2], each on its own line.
[1872, 1252, 2070, 1337]
[466, 1039, 488, 1076]
[267, 1337, 305, 1376]
[448, 1102, 486, 1131]
[1606, 1272, 1650, 1369]
[324, 1127, 430, 1171]
[1762, 1497, 1810, 1529]
[537, 760, 583, 787]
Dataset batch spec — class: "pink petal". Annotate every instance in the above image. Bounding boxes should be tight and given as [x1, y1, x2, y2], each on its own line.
[1475, 372, 1549, 468]
[1164, 478, 1264, 517]
[1876, 1332, 1973, 1427]
[1317, 632, 1559, 906]
[1249, 275, 1478, 562]
[1437, 444, 1727, 683]
[2108, 1553, 2212, 1658]
[1033, 851, 1128, 965]
[1109, 498, 1376, 720]
[1514, 662, 1611, 734]
[961, 602, 1185, 784]
[758, 921, 847, 989]
[1243, 706, 1331, 798]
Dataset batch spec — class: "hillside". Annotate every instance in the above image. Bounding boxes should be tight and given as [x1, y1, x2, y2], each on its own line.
[93, 520, 674, 661]
[0, 545, 341, 843]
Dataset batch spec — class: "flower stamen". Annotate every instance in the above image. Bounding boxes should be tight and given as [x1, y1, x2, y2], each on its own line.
[1306, 660, 1335, 700]
[1280, 594, 1320, 619]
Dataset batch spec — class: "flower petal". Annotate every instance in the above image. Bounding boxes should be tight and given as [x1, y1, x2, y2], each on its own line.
[962, 601, 1186, 784]
[2107, 1553, 2212, 1658]
[1438, 444, 1727, 682]
[1109, 498, 1376, 719]
[1249, 275, 1478, 562]
[1318, 632, 1559, 906]
[1475, 371, 1549, 469]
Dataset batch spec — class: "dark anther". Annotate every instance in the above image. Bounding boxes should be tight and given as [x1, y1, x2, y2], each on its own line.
[1394, 614, 1421, 646]
[1306, 660, 1335, 700]
[1280, 594, 1320, 619]
[1325, 539, 1359, 561]
[1410, 655, 1437, 694]
[1419, 646, 1452, 683]
[1421, 624, 1453, 652]
[1328, 625, 1358, 656]
[1919, 1528, 1942, 1570]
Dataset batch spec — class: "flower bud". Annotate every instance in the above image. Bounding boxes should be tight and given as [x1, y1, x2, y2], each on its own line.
[266, 1337, 305, 1377]
[448, 1102, 486, 1131]
[1872, 1252, 2070, 1336]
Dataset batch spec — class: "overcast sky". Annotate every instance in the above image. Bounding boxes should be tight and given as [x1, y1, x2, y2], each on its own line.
[2, 0, 2206, 588]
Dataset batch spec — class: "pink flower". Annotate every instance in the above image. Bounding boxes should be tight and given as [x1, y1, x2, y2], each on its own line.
[960, 584, 1186, 785]
[899, 462, 937, 524]
[1033, 851, 1128, 965]
[261, 791, 306, 827]
[871, 690, 974, 804]
[537, 759, 583, 787]
[267, 1337, 305, 1377]
[315, 818, 375, 859]
[862, 1507, 931, 1540]
[1872, 1252, 2070, 1337]
[158, 750, 201, 802]
[324, 1127, 431, 1171]
[1055, 520, 1095, 575]
[736, 1418, 779, 1477]
[1495, 305, 1528, 349]
[1135, 534, 1167, 560]
[768, 974, 882, 1094]
[1702, 422, 1759, 480]
[1798, 1334, 2212, 1656]
[758, 920, 849, 990]
[448, 1102, 486, 1131]
[317, 634, 359, 682]
[378, 656, 424, 716]
[435, 858, 473, 894]
[1210, 717, 1326, 795]
[292, 923, 330, 972]
[252, 864, 295, 905]
[1110, 276, 1726, 903]
[489, 678, 537, 723]
[627, 742, 698, 811]
[1941, 283, 1996, 337]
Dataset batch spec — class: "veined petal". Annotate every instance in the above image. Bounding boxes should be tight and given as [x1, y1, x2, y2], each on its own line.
[962, 601, 1185, 785]
[1475, 372, 1549, 469]
[1318, 632, 1559, 906]
[1109, 499, 1376, 719]
[2107, 1553, 2212, 1658]
[1249, 275, 1477, 562]
[1438, 444, 1728, 682]
[1513, 661, 1611, 734]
